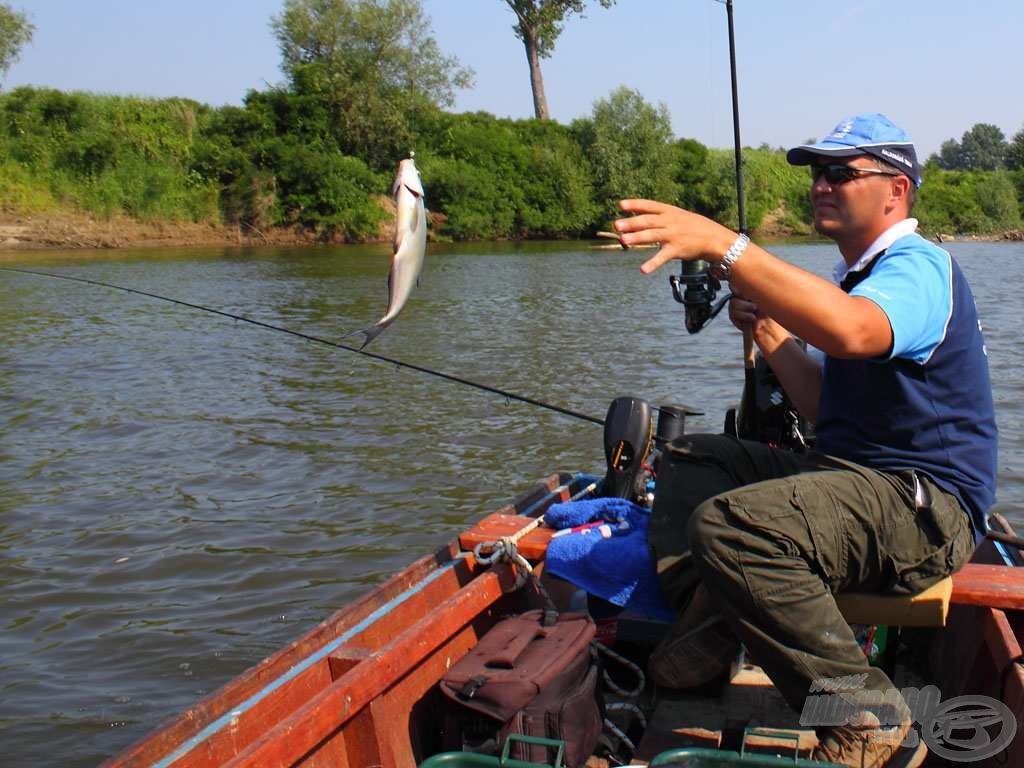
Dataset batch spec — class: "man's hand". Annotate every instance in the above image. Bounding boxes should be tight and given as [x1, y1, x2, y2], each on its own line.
[728, 295, 758, 333]
[614, 199, 736, 275]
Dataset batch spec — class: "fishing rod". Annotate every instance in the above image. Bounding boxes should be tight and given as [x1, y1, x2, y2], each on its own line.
[0, 266, 605, 426]
[668, 0, 746, 336]
[718, 0, 759, 440]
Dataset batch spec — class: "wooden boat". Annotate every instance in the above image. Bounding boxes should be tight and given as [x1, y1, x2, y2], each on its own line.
[103, 470, 1024, 767]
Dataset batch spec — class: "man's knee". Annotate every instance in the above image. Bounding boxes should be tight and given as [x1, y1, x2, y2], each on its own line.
[687, 496, 731, 563]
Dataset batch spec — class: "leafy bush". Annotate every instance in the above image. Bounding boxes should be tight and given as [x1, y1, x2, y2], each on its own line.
[0, 85, 1020, 242]
[916, 169, 1021, 234]
[0, 87, 220, 222]
[268, 138, 386, 240]
[573, 87, 678, 224]
[412, 111, 597, 239]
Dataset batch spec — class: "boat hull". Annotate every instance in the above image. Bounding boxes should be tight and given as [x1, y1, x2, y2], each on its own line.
[105, 479, 1024, 767]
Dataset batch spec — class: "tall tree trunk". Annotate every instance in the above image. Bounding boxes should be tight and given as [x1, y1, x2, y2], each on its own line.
[523, 31, 549, 120]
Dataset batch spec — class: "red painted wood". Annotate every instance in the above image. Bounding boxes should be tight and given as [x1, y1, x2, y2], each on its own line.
[459, 513, 555, 561]
[221, 564, 515, 768]
[159, 555, 485, 768]
[994, 663, 1024, 768]
[952, 564, 1024, 610]
[981, 607, 1023, 675]
[328, 647, 370, 680]
[99, 474, 579, 768]
[101, 544, 462, 768]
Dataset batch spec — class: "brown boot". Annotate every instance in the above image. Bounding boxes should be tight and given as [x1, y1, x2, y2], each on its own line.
[648, 584, 740, 689]
[812, 712, 927, 767]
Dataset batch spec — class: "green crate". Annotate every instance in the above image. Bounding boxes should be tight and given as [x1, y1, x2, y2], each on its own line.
[418, 735, 565, 768]
[650, 750, 835, 767]
[650, 729, 840, 767]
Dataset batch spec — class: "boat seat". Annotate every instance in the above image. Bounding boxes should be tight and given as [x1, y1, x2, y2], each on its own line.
[835, 577, 953, 627]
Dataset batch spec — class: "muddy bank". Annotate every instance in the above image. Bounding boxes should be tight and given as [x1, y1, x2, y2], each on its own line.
[1, 211, 1021, 252]
[0, 212, 386, 252]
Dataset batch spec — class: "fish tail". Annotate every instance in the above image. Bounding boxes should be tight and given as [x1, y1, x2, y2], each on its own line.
[358, 325, 385, 349]
[341, 324, 385, 349]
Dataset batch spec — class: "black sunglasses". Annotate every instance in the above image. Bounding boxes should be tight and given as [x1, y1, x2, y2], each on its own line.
[811, 164, 902, 185]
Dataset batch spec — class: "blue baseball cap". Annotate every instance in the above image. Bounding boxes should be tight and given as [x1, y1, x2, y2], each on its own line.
[787, 113, 922, 187]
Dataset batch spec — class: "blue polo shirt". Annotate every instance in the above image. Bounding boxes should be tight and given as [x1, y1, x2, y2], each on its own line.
[814, 228, 997, 533]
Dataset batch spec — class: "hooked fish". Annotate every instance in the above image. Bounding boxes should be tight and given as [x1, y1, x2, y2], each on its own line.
[344, 154, 427, 348]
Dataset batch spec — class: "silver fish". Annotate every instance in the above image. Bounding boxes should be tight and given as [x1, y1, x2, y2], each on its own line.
[345, 155, 426, 348]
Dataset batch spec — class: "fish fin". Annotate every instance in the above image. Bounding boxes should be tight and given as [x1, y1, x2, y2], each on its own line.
[340, 324, 385, 349]
[358, 325, 385, 349]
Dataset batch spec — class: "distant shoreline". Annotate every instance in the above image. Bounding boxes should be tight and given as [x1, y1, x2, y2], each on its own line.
[0, 212, 1020, 253]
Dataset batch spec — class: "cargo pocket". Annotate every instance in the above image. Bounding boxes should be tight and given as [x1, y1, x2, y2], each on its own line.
[891, 481, 973, 594]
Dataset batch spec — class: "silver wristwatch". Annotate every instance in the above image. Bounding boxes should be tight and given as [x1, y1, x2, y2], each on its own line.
[711, 233, 750, 280]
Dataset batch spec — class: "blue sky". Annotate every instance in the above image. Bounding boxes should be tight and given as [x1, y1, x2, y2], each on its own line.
[5, 1, 1022, 159]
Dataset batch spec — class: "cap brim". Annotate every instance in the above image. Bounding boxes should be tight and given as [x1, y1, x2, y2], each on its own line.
[786, 143, 864, 166]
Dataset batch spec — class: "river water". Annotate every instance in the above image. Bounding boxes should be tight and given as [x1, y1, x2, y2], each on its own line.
[2, 240, 1022, 765]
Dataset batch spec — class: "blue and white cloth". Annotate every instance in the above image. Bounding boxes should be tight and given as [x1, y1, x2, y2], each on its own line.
[544, 497, 673, 621]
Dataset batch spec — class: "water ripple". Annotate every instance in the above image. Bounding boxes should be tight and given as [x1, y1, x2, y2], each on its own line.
[1, 241, 1021, 765]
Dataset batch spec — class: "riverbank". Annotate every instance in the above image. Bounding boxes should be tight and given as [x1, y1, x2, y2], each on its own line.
[0, 212, 353, 251]
[0, 211, 1021, 252]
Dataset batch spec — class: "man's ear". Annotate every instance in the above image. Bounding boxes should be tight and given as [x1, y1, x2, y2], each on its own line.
[890, 175, 912, 211]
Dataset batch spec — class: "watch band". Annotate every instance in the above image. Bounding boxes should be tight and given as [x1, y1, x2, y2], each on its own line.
[711, 233, 750, 280]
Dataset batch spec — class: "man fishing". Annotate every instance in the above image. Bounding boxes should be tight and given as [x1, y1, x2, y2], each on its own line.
[613, 113, 997, 768]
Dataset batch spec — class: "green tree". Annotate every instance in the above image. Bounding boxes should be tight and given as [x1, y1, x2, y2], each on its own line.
[959, 123, 1007, 170]
[574, 86, 677, 219]
[503, 0, 614, 120]
[0, 3, 33, 83]
[934, 138, 963, 170]
[1006, 126, 1024, 171]
[270, 0, 472, 168]
[934, 123, 1008, 171]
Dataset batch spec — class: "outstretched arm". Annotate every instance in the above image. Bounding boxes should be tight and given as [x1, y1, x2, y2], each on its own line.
[614, 199, 893, 360]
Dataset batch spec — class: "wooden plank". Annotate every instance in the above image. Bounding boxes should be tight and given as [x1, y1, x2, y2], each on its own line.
[951, 563, 1024, 610]
[999, 661, 1024, 768]
[296, 724, 350, 768]
[328, 648, 370, 680]
[981, 606, 1024, 674]
[222, 564, 516, 768]
[340, 708, 380, 768]
[840, 563, 1024, 629]
[459, 513, 555, 561]
[367, 623, 481, 768]
[102, 543, 464, 768]
[169, 554, 486, 768]
[837, 576, 952, 627]
[102, 474, 572, 768]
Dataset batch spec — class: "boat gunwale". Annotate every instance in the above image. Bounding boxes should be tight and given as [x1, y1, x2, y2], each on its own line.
[103, 472, 582, 767]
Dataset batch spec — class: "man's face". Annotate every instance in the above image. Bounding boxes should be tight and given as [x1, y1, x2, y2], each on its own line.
[809, 156, 901, 239]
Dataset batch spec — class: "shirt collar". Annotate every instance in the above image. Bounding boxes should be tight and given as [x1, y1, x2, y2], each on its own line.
[832, 218, 919, 284]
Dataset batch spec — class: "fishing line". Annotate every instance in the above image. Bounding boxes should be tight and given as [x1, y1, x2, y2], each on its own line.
[1, 266, 605, 426]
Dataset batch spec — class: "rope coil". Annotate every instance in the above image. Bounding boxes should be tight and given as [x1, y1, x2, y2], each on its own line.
[472, 516, 546, 590]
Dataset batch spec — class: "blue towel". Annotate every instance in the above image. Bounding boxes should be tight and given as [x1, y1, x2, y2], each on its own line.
[544, 498, 673, 621]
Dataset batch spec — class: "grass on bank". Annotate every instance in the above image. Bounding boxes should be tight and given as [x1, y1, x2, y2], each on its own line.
[0, 87, 1021, 243]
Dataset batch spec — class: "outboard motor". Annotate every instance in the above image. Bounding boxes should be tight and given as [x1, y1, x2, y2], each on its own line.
[602, 397, 654, 502]
[602, 398, 703, 503]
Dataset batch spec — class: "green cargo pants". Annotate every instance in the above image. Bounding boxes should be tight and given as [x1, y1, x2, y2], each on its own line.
[649, 434, 974, 724]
